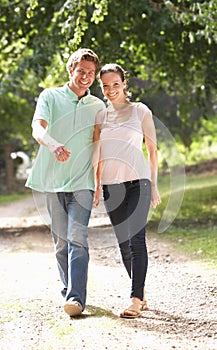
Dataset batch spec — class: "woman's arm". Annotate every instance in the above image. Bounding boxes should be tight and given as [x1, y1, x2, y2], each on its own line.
[142, 113, 161, 208]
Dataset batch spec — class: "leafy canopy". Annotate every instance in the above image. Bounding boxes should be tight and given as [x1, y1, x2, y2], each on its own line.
[0, 0, 216, 148]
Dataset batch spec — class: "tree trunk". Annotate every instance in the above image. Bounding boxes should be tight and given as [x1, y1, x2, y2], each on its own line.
[3, 144, 15, 192]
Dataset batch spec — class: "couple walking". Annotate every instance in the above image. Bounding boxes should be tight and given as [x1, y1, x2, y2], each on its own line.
[26, 48, 161, 319]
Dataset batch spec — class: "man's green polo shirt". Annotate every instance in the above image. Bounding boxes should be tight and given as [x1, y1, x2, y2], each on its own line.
[26, 84, 105, 192]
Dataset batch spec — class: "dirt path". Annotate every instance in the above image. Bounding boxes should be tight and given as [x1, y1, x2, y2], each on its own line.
[0, 194, 216, 350]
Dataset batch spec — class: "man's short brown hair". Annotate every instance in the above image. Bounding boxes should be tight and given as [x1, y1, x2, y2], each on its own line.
[66, 48, 100, 74]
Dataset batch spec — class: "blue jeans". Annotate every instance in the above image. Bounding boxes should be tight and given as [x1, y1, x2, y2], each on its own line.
[103, 179, 151, 300]
[46, 190, 93, 310]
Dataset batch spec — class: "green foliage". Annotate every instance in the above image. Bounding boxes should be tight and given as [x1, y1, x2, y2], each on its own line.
[187, 136, 217, 165]
[168, 0, 217, 45]
[1, 0, 216, 88]
[0, 71, 37, 148]
[80, 0, 217, 146]
[0, 0, 216, 151]
[0, 0, 109, 82]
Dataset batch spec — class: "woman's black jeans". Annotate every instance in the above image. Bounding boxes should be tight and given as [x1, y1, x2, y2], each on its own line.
[103, 179, 151, 300]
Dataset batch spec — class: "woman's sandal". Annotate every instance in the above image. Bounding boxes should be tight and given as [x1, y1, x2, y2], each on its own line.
[120, 308, 141, 319]
[140, 289, 149, 311]
[120, 290, 148, 318]
[140, 299, 149, 311]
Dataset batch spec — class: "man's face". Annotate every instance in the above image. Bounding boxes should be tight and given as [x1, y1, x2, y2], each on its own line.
[69, 61, 96, 93]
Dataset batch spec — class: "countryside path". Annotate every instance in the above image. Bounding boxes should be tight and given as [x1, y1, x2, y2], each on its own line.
[0, 193, 216, 350]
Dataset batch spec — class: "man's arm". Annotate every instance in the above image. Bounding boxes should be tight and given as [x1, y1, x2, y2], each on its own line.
[32, 119, 71, 163]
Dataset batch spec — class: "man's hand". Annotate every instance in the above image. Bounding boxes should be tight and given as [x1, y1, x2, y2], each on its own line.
[53, 145, 71, 162]
[32, 120, 71, 162]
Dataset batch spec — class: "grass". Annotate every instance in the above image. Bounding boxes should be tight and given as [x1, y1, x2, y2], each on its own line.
[0, 300, 25, 323]
[0, 192, 30, 205]
[153, 226, 217, 268]
[149, 172, 217, 269]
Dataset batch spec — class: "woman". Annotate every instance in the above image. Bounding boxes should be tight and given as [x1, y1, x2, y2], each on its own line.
[93, 63, 161, 318]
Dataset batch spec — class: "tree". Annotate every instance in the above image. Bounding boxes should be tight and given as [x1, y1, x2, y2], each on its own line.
[1, 1, 216, 88]
[0, 0, 216, 168]
[0, 82, 35, 191]
[80, 0, 217, 147]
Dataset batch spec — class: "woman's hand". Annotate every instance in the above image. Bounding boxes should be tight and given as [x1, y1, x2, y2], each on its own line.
[151, 184, 161, 208]
[93, 187, 101, 207]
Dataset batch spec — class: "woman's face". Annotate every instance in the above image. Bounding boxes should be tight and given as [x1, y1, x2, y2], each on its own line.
[101, 72, 126, 104]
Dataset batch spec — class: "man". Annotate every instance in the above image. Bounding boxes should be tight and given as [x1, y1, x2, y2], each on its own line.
[26, 48, 105, 317]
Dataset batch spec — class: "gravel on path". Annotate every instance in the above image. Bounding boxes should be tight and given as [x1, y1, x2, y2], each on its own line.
[0, 193, 216, 350]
